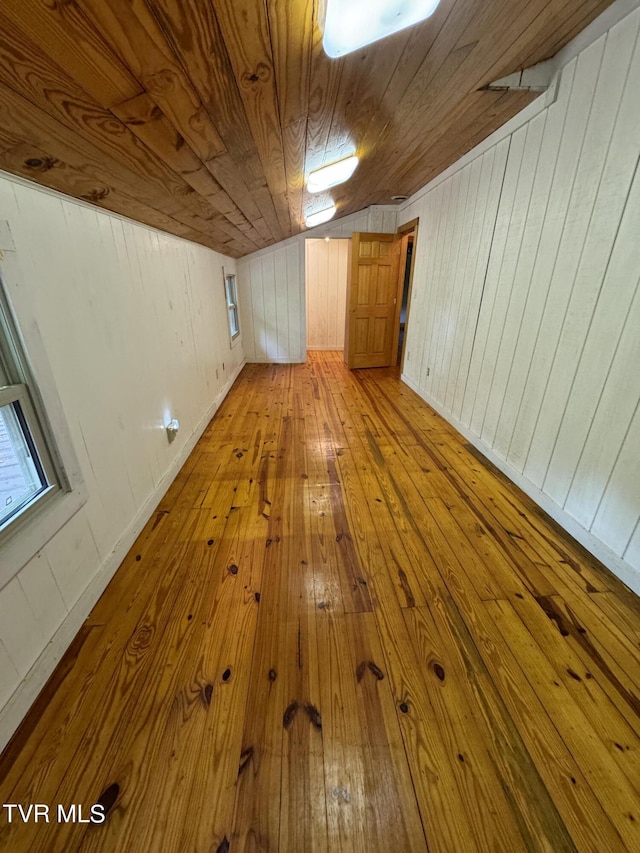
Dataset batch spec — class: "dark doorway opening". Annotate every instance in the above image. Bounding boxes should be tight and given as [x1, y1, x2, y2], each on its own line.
[397, 235, 414, 365]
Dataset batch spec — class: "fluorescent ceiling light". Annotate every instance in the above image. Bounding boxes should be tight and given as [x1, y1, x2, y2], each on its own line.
[305, 205, 337, 228]
[307, 155, 359, 193]
[322, 0, 441, 58]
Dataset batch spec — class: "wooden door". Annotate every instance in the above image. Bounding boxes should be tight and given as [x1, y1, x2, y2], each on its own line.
[345, 232, 402, 369]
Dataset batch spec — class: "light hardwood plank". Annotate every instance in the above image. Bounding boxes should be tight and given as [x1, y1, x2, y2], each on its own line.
[2, 353, 639, 853]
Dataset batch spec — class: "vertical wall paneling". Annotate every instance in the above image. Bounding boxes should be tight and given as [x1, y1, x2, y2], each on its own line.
[564, 269, 640, 530]
[478, 111, 548, 449]
[305, 238, 349, 350]
[261, 251, 279, 360]
[433, 165, 470, 404]
[490, 58, 578, 461]
[468, 123, 530, 438]
[397, 4, 640, 591]
[524, 19, 640, 491]
[286, 242, 304, 361]
[591, 403, 640, 555]
[0, 575, 45, 678]
[238, 205, 396, 363]
[440, 156, 482, 411]
[504, 51, 597, 472]
[541, 27, 640, 505]
[0, 170, 244, 749]
[0, 641, 20, 711]
[450, 146, 503, 420]
[274, 248, 291, 359]
[624, 517, 640, 569]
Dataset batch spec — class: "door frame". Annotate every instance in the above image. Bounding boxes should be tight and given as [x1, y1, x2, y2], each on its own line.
[391, 218, 419, 373]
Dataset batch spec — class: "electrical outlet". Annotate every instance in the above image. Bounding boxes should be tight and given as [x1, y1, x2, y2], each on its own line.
[166, 418, 179, 443]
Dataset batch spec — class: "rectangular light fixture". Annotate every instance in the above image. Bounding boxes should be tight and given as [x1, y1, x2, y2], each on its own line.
[305, 205, 337, 228]
[322, 0, 441, 58]
[307, 155, 359, 193]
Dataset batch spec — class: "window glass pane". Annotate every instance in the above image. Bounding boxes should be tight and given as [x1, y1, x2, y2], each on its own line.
[224, 274, 239, 338]
[225, 275, 238, 307]
[229, 305, 239, 337]
[0, 401, 48, 526]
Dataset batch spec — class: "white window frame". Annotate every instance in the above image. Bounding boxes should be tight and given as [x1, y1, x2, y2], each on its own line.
[0, 232, 86, 588]
[223, 269, 240, 346]
[0, 383, 59, 533]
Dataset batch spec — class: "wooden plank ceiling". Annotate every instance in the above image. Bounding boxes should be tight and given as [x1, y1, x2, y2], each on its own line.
[0, 0, 615, 258]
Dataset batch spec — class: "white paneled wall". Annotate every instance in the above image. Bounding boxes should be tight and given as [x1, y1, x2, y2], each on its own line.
[238, 205, 396, 362]
[305, 238, 349, 350]
[400, 5, 640, 592]
[240, 241, 304, 362]
[0, 172, 244, 748]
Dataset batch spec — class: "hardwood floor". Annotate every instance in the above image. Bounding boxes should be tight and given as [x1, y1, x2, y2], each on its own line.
[1, 351, 640, 852]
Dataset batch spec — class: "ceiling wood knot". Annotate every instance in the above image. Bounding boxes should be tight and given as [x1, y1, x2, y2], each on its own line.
[24, 156, 59, 172]
[242, 63, 271, 86]
[81, 187, 110, 203]
[173, 184, 195, 197]
[144, 69, 178, 97]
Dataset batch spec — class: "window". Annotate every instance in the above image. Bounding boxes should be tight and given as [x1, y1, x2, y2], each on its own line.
[0, 276, 61, 541]
[224, 272, 240, 341]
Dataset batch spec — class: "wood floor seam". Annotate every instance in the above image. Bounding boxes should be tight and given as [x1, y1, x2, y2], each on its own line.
[1, 352, 638, 852]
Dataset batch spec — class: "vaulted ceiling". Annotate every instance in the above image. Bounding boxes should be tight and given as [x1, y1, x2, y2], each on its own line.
[0, 0, 614, 258]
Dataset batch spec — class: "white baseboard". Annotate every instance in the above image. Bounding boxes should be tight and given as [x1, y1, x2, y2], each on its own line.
[401, 372, 640, 597]
[246, 356, 306, 363]
[0, 360, 246, 753]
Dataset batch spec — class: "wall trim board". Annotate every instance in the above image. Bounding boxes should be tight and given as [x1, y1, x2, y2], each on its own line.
[0, 358, 246, 753]
[245, 357, 306, 364]
[401, 373, 640, 596]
